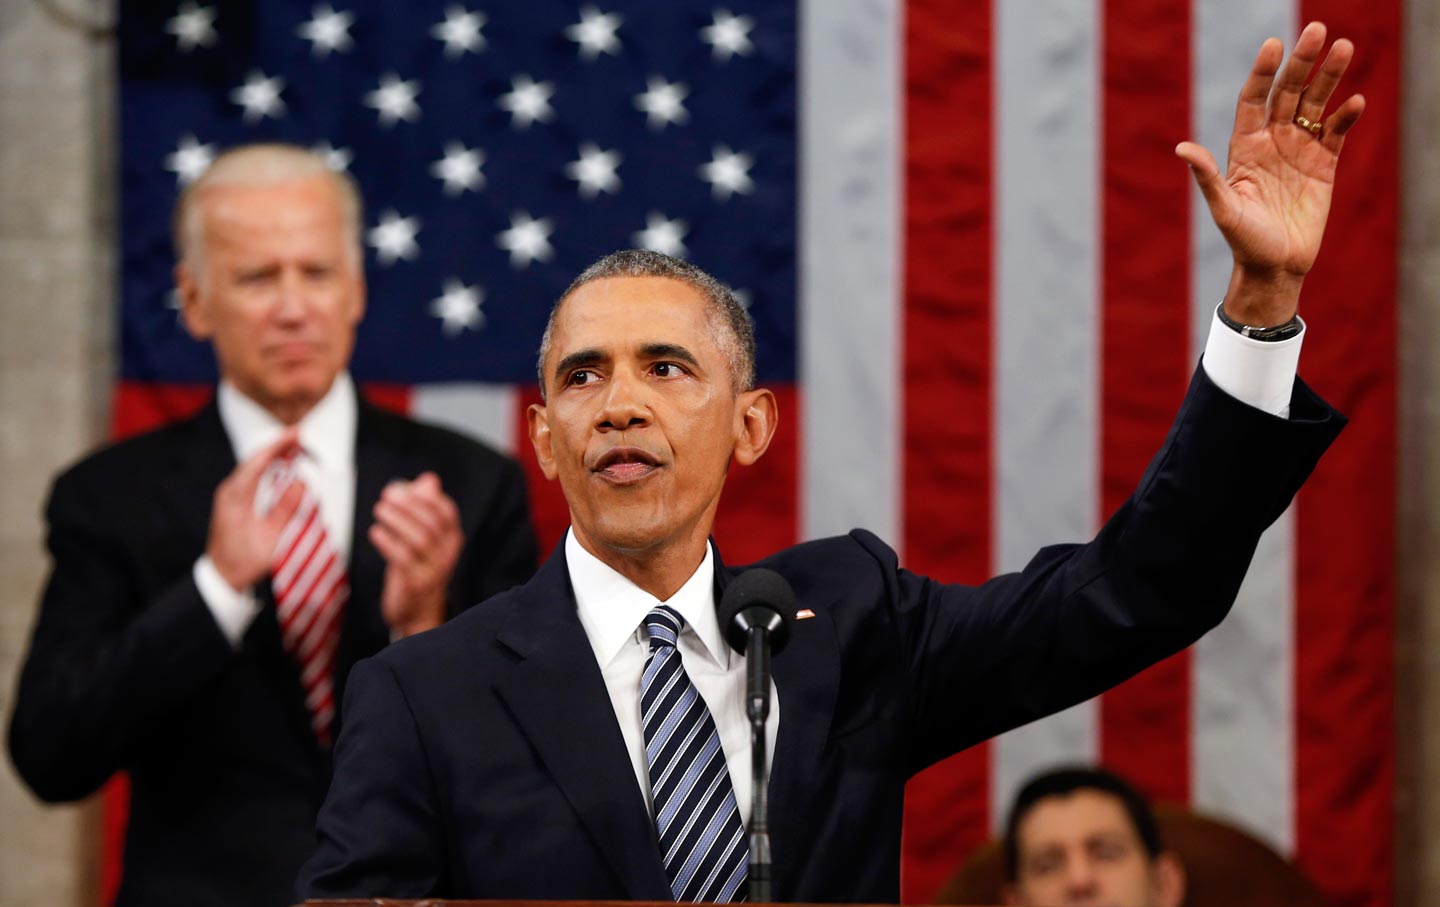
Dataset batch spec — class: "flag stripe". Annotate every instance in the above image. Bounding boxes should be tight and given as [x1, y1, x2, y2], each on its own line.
[1291, 2, 1399, 905]
[899, 0, 995, 900]
[989, 0, 1103, 825]
[1189, 0, 1297, 853]
[411, 383, 519, 455]
[1096, 0, 1195, 807]
[799, 0, 903, 544]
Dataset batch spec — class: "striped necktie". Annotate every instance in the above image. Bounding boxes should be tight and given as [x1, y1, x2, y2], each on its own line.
[268, 456, 350, 747]
[640, 605, 749, 903]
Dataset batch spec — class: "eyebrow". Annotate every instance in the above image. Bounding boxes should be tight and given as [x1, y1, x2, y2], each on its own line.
[552, 343, 702, 386]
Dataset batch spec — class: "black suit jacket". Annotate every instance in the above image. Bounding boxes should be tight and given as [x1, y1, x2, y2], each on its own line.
[302, 368, 1344, 903]
[8, 396, 538, 907]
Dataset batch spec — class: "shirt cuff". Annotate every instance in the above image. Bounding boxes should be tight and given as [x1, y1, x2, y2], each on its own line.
[1200, 304, 1304, 418]
[193, 555, 262, 648]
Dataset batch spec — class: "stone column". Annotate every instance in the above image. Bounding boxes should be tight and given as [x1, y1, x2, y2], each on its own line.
[0, 1, 115, 905]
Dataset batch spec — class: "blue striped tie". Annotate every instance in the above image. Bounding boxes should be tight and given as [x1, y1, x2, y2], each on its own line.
[640, 605, 749, 902]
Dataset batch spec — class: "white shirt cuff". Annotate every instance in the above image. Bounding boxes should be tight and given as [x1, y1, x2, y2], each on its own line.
[193, 555, 262, 648]
[1200, 305, 1304, 418]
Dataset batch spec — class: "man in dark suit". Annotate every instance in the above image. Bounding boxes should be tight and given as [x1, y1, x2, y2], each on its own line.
[302, 23, 1362, 904]
[7, 144, 537, 907]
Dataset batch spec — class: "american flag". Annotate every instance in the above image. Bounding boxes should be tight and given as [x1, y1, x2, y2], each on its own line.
[115, 1, 1397, 906]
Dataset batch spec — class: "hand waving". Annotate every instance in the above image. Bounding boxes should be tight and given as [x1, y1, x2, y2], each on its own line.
[1176, 21, 1365, 325]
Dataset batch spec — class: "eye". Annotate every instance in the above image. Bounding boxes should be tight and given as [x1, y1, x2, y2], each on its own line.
[651, 361, 688, 378]
[567, 369, 597, 387]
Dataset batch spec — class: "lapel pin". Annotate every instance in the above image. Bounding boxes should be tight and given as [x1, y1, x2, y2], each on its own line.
[795, 609, 816, 620]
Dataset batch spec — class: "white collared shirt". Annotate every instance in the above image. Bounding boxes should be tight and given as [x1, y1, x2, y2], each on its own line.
[567, 530, 780, 825]
[1202, 305, 1305, 417]
[193, 374, 358, 646]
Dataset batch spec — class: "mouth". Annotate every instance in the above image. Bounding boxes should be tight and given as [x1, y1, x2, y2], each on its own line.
[592, 447, 663, 484]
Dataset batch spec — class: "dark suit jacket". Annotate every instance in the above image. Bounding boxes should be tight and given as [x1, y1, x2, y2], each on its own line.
[301, 368, 1344, 903]
[7, 395, 538, 907]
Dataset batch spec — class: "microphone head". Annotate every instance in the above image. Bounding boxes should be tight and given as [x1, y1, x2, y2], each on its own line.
[718, 568, 796, 656]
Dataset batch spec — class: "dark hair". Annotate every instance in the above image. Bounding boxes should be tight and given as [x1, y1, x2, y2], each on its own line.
[536, 249, 756, 397]
[1002, 766, 1163, 880]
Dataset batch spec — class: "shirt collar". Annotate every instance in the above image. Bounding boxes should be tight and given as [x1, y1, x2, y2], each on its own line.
[567, 529, 728, 671]
[216, 373, 357, 470]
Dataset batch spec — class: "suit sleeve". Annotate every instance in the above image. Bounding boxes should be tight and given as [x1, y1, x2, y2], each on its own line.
[452, 454, 538, 612]
[301, 656, 446, 899]
[7, 467, 237, 802]
[879, 367, 1345, 773]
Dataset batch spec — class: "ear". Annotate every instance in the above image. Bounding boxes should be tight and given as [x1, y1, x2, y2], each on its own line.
[527, 402, 558, 480]
[731, 387, 777, 467]
[348, 261, 367, 325]
[175, 262, 213, 341]
[1152, 851, 1185, 907]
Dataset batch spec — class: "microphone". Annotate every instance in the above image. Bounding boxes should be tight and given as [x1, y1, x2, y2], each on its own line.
[717, 568, 795, 902]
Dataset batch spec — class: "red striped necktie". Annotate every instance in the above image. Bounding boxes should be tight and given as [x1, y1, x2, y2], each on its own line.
[268, 455, 350, 747]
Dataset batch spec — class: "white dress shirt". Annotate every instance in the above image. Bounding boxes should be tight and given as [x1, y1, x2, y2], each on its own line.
[564, 308, 1302, 816]
[567, 530, 781, 825]
[193, 374, 358, 647]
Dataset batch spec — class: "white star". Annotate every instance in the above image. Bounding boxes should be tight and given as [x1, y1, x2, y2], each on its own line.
[165, 134, 214, 185]
[729, 287, 753, 309]
[633, 212, 688, 258]
[431, 6, 486, 57]
[430, 279, 485, 336]
[565, 7, 622, 61]
[498, 75, 555, 130]
[166, 2, 218, 52]
[364, 73, 421, 127]
[297, 4, 354, 57]
[634, 76, 688, 130]
[496, 212, 555, 269]
[230, 71, 286, 122]
[430, 143, 485, 196]
[312, 141, 353, 173]
[565, 143, 622, 198]
[367, 210, 421, 265]
[700, 9, 754, 61]
[699, 145, 755, 200]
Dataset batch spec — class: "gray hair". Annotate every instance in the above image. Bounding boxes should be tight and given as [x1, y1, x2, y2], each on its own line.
[172, 143, 364, 276]
[536, 250, 757, 398]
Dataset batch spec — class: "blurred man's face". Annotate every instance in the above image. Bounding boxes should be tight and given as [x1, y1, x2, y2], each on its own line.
[1006, 790, 1183, 907]
[178, 175, 363, 423]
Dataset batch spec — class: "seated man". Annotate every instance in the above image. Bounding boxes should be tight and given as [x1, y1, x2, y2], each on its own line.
[302, 21, 1362, 905]
[7, 144, 538, 907]
[1003, 767, 1184, 907]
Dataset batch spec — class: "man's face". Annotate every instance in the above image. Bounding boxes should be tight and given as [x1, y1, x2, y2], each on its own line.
[177, 175, 364, 421]
[1006, 790, 1183, 907]
[528, 276, 771, 561]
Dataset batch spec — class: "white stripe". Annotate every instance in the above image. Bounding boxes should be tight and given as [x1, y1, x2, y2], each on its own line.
[989, 0, 1102, 830]
[1190, 0, 1297, 853]
[410, 382, 518, 456]
[799, 0, 902, 545]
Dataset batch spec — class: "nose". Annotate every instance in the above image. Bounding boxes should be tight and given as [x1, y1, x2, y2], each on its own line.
[594, 367, 650, 432]
[1062, 856, 1099, 902]
[271, 269, 310, 324]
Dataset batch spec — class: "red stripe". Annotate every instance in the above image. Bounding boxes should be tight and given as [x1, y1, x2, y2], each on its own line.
[1289, 7, 1398, 907]
[1096, 0, 1194, 808]
[900, 0, 993, 900]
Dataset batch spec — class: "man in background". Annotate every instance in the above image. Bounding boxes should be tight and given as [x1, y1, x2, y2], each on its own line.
[1003, 767, 1185, 907]
[7, 144, 537, 907]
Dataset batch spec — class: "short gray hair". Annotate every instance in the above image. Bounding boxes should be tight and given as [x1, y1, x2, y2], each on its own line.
[536, 250, 756, 397]
[173, 142, 364, 274]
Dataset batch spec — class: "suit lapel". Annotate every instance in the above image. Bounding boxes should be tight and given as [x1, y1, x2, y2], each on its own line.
[157, 401, 234, 547]
[493, 548, 673, 901]
[715, 554, 840, 900]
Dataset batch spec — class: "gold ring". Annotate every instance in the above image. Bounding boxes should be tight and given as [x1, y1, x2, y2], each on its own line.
[1293, 114, 1323, 135]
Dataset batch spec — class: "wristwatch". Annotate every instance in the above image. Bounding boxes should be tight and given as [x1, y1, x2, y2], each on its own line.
[1216, 302, 1303, 342]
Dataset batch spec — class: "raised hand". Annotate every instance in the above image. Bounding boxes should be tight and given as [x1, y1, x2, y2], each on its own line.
[370, 472, 464, 638]
[1176, 21, 1365, 326]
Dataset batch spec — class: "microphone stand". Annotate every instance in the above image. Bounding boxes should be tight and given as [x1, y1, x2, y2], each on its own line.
[746, 624, 774, 903]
